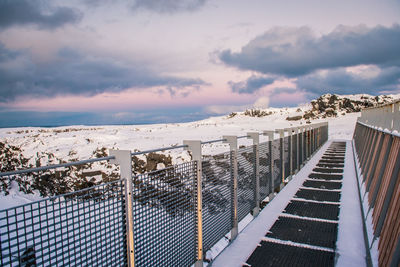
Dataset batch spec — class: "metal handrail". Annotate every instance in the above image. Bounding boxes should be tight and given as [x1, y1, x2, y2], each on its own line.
[0, 156, 115, 177]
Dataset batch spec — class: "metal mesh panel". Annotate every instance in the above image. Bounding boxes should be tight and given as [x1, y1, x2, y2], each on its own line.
[303, 132, 307, 161]
[284, 136, 290, 179]
[272, 139, 281, 189]
[299, 132, 305, 166]
[0, 180, 127, 267]
[259, 142, 271, 200]
[237, 145, 256, 222]
[292, 134, 298, 171]
[201, 152, 232, 252]
[132, 161, 196, 266]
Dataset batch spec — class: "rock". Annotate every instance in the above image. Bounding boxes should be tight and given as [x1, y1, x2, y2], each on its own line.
[286, 115, 303, 121]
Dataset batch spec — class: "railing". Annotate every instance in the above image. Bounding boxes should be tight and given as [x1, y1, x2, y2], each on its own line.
[353, 100, 400, 267]
[0, 122, 328, 266]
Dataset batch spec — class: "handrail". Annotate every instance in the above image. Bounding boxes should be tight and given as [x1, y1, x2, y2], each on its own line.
[0, 156, 115, 177]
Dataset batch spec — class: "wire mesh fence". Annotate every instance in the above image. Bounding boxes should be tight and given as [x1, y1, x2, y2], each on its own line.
[292, 134, 298, 171]
[284, 136, 290, 179]
[259, 142, 271, 201]
[0, 180, 126, 267]
[0, 123, 328, 266]
[237, 146, 256, 222]
[202, 152, 232, 252]
[272, 139, 282, 190]
[131, 161, 196, 266]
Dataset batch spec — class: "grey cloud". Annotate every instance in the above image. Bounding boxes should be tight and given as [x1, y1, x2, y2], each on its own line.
[131, 0, 207, 13]
[219, 24, 400, 77]
[0, 0, 82, 29]
[229, 75, 274, 94]
[0, 45, 205, 102]
[297, 67, 400, 95]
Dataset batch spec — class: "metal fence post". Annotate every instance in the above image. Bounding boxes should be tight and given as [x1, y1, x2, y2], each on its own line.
[183, 140, 203, 267]
[247, 132, 260, 217]
[109, 150, 135, 267]
[275, 129, 285, 188]
[263, 131, 275, 200]
[284, 127, 293, 179]
[223, 136, 239, 240]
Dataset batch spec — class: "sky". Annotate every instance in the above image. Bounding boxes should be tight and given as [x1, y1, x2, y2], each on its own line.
[0, 0, 399, 127]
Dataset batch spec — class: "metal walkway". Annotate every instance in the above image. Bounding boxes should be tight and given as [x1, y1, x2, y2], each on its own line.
[212, 141, 365, 267]
[245, 142, 345, 267]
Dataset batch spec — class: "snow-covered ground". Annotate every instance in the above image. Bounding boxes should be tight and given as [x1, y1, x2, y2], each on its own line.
[0, 102, 373, 266]
[0, 106, 360, 209]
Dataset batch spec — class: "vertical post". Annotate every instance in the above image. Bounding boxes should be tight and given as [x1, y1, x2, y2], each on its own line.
[247, 132, 260, 217]
[275, 129, 285, 187]
[284, 127, 293, 178]
[183, 140, 203, 267]
[109, 150, 135, 267]
[264, 131, 275, 199]
[223, 136, 238, 240]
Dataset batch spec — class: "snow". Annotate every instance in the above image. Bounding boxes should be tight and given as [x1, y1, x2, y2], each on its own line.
[0, 101, 371, 265]
[211, 140, 331, 266]
[335, 141, 367, 267]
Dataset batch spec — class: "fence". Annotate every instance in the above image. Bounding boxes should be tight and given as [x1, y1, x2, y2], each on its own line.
[1, 122, 328, 266]
[353, 100, 400, 267]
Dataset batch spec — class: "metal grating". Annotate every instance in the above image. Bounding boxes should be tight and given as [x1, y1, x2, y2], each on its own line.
[0, 180, 127, 267]
[308, 173, 343, 180]
[295, 188, 341, 202]
[272, 139, 282, 189]
[284, 200, 340, 220]
[237, 145, 256, 222]
[259, 142, 271, 201]
[246, 240, 335, 267]
[201, 152, 232, 252]
[132, 161, 196, 266]
[303, 180, 342, 190]
[266, 216, 338, 249]
[284, 136, 290, 179]
[292, 133, 298, 172]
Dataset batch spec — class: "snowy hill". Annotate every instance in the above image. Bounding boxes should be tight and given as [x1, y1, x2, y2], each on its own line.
[0, 93, 398, 208]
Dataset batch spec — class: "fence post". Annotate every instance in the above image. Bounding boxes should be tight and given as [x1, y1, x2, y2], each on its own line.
[263, 131, 275, 199]
[275, 129, 285, 189]
[223, 136, 239, 240]
[247, 132, 260, 217]
[109, 150, 135, 267]
[183, 140, 203, 267]
[284, 127, 293, 179]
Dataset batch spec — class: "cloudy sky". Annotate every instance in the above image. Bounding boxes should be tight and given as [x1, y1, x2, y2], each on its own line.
[0, 0, 399, 127]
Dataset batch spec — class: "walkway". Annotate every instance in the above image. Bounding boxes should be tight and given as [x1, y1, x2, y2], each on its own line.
[212, 140, 366, 267]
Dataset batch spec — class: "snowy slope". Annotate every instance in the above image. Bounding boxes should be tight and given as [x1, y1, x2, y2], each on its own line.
[2, 92, 399, 209]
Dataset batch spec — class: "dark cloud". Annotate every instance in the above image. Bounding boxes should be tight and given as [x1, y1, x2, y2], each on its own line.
[0, 45, 205, 102]
[131, 0, 207, 13]
[228, 75, 274, 94]
[219, 24, 400, 77]
[297, 67, 400, 95]
[0, 0, 82, 29]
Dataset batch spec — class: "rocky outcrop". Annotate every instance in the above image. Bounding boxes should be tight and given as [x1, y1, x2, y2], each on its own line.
[308, 94, 396, 119]
[286, 94, 397, 121]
